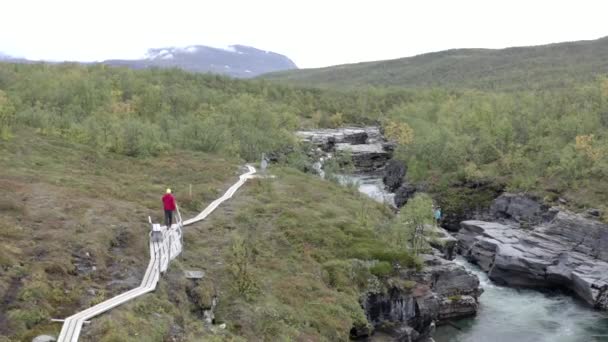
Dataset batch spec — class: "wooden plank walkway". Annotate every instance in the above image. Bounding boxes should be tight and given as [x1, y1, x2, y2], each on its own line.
[57, 165, 256, 342]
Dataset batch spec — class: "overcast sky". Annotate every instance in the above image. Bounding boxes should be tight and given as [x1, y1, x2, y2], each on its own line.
[1, 0, 606, 68]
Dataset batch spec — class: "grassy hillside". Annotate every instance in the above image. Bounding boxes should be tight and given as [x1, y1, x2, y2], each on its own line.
[262, 36, 608, 91]
[1, 130, 417, 341]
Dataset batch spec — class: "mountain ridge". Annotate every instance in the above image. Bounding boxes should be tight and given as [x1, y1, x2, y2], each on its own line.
[103, 44, 297, 78]
[261, 36, 608, 90]
[0, 44, 298, 78]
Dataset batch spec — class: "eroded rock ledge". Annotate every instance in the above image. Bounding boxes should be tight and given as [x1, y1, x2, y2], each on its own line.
[296, 127, 394, 173]
[456, 205, 608, 310]
[357, 254, 482, 341]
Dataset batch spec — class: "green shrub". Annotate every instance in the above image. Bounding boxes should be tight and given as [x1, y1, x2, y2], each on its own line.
[402, 280, 416, 290]
[322, 259, 352, 290]
[371, 249, 421, 270]
[8, 308, 48, 329]
[187, 278, 215, 310]
[370, 261, 392, 277]
[229, 235, 258, 300]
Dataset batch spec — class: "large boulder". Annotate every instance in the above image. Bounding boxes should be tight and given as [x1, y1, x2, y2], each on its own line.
[394, 183, 418, 208]
[489, 193, 551, 226]
[373, 325, 421, 342]
[383, 159, 407, 192]
[438, 295, 478, 321]
[417, 256, 483, 304]
[455, 213, 608, 310]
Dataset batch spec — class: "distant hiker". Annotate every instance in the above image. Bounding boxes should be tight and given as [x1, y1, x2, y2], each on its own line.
[434, 207, 442, 225]
[162, 188, 176, 228]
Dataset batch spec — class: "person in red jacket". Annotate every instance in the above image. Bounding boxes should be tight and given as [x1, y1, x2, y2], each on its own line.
[162, 188, 176, 228]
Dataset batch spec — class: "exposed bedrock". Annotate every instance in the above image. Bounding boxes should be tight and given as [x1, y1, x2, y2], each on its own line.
[358, 255, 482, 340]
[488, 193, 553, 226]
[296, 127, 394, 173]
[455, 207, 608, 310]
[383, 159, 407, 192]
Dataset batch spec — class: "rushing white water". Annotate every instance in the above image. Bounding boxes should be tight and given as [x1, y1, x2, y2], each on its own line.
[434, 257, 608, 342]
[335, 174, 395, 206]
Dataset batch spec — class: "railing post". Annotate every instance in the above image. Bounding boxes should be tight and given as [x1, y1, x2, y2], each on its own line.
[176, 204, 184, 260]
[176, 204, 183, 228]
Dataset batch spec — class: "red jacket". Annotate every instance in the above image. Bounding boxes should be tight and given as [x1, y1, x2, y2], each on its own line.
[162, 193, 176, 211]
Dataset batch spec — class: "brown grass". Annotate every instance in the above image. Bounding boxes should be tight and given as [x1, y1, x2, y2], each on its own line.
[0, 130, 240, 341]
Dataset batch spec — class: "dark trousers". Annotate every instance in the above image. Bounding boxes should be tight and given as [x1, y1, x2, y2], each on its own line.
[164, 209, 173, 228]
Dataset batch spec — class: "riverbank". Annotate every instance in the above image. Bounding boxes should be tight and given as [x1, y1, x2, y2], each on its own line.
[300, 126, 608, 341]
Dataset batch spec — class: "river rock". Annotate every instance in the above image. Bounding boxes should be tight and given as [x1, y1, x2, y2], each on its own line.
[375, 325, 420, 342]
[383, 159, 407, 192]
[456, 211, 608, 310]
[417, 255, 483, 306]
[586, 208, 602, 218]
[544, 210, 608, 261]
[488, 193, 552, 226]
[361, 255, 481, 338]
[394, 183, 417, 208]
[296, 127, 393, 173]
[336, 143, 392, 172]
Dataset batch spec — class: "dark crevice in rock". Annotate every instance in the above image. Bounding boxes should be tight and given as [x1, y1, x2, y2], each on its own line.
[394, 183, 418, 208]
[595, 285, 608, 309]
[383, 159, 407, 192]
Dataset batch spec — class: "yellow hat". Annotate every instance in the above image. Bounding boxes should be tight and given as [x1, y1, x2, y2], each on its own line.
[166, 188, 172, 194]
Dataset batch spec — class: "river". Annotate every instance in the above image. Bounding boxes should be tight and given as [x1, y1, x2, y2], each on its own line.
[340, 173, 608, 342]
[434, 257, 608, 342]
[335, 174, 395, 206]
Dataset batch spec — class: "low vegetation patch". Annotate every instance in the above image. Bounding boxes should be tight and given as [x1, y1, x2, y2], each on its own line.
[0, 131, 422, 341]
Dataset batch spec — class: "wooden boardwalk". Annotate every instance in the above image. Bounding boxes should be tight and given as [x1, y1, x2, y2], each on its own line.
[57, 165, 256, 342]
